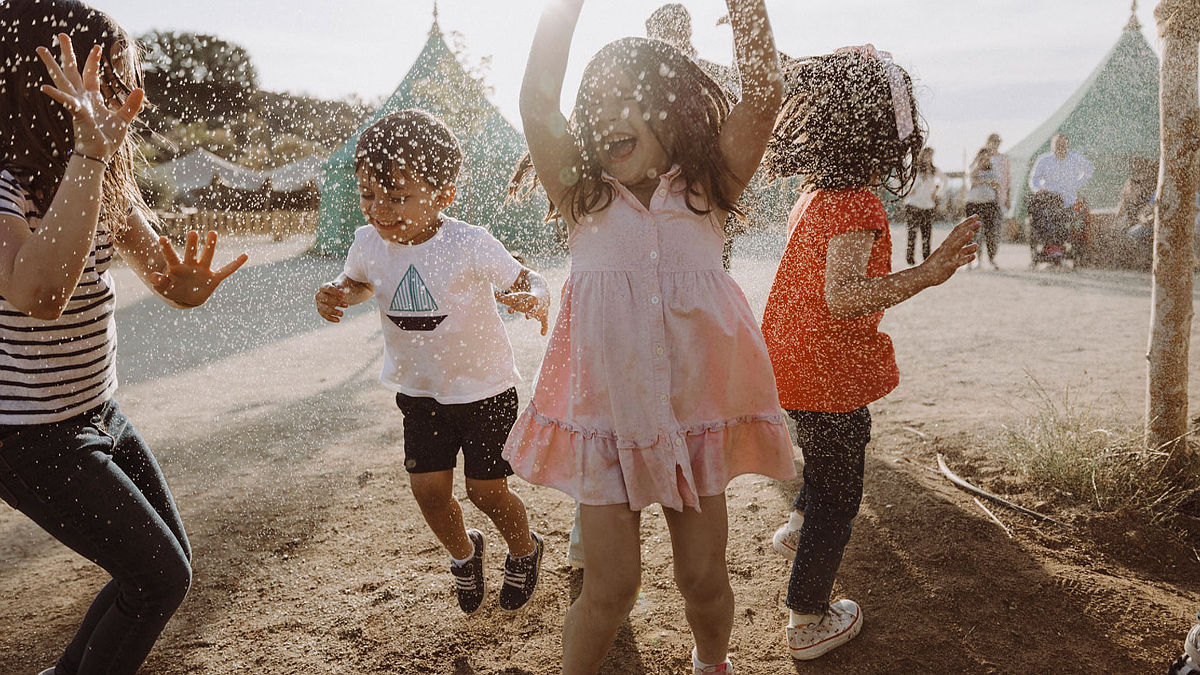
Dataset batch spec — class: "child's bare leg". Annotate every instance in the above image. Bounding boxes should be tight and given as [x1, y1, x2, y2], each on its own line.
[663, 494, 734, 666]
[562, 504, 641, 674]
[409, 470, 472, 560]
[465, 477, 535, 556]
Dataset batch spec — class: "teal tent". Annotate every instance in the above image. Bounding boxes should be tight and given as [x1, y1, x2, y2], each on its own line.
[313, 13, 551, 257]
[1007, 10, 1160, 222]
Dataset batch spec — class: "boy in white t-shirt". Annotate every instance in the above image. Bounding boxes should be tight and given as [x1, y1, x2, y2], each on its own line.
[315, 109, 550, 614]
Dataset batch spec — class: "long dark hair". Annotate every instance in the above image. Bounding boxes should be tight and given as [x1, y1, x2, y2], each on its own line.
[509, 37, 744, 223]
[765, 50, 924, 197]
[0, 0, 150, 226]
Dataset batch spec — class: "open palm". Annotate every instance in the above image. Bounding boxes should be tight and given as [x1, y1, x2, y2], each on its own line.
[37, 33, 144, 160]
[151, 231, 249, 308]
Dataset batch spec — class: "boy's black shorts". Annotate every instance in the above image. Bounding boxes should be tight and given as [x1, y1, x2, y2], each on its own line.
[395, 387, 518, 481]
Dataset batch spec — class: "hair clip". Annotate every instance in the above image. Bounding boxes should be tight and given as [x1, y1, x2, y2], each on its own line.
[834, 44, 915, 141]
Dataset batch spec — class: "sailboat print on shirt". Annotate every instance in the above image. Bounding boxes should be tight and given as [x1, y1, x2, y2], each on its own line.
[387, 264, 447, 331]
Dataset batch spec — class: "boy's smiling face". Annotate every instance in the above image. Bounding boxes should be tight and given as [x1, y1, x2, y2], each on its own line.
[356, 166, 454, 245]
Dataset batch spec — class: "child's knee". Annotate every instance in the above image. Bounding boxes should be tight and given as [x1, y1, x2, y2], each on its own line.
[464, 478, 513, 509]
[409, 475, 454, 509]
[674, 564, 731, 606]
[585, 577, 641, 616]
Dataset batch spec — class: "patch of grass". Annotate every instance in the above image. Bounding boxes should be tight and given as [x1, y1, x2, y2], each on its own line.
[999, 379, 1200, 526]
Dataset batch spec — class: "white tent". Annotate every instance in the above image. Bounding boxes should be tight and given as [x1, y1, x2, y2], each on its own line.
[148, 150, 325, 194]
[266, 155, 325, 191]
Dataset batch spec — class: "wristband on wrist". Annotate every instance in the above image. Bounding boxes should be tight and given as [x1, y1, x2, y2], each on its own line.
[71, 150, 109, 167]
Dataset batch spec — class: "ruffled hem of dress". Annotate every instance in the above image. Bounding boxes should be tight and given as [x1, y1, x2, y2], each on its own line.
[503, 403, 796, 511]
[524, 405, 786, 450]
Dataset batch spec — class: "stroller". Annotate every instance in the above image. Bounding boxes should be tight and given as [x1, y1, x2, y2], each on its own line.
[1027, 190, 1089, 268]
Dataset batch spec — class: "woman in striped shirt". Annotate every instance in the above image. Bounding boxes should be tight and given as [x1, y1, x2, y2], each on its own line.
[0, 2, 247, 673]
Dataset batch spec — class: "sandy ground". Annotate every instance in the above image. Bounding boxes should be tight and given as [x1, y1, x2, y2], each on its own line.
[2, 226, 1199, 674]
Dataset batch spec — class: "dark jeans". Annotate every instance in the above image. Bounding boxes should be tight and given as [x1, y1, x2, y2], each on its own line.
[0, 399, 191, 675]
[905, 206, 935, 264]
[785, 407, 871, 614]
[966, 201, 1001, 263]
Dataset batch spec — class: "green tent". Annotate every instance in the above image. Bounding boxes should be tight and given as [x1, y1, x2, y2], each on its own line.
[313, 14, 551, 257]
[1007, 11, 1160, 222]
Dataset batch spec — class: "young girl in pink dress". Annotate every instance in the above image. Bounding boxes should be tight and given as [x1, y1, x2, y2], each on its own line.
[504, 1, 794, 672]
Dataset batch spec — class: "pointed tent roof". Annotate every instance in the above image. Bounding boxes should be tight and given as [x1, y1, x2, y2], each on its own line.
[1007, 8, 1160, 219]
[313, 11, 551, 256]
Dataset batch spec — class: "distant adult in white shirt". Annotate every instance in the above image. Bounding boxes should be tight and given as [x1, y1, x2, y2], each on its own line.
[902, 146, 945, 265]
[1028, 133, 1095, 208]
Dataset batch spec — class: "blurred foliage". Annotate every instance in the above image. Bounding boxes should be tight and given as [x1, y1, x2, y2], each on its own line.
[135, 31, 370, 170]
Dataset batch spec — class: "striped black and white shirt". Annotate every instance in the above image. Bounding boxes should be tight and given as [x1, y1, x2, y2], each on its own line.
[0, 168, 118, 425]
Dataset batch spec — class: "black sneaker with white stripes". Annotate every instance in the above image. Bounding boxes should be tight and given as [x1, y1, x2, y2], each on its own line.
[499, 531, 544, 611]
[450, 529, 485, 614]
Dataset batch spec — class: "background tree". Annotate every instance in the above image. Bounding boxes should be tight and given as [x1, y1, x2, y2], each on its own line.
[1147, 0, 1200, 474]
[138, 31, 259, 130]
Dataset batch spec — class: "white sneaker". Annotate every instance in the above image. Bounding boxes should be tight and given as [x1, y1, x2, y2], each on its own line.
[1186, 620, 1200, 663]
[771, 515, 803, 560]
[692, 647, 733, 674]
[786, 599, 863, 660]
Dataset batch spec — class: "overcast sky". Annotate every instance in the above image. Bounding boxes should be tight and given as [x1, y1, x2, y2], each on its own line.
[101, 0, 1158, 169]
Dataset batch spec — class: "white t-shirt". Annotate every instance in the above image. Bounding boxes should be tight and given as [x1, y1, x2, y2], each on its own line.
[903, 170, 946, 210]
[343, 217, 524, 404]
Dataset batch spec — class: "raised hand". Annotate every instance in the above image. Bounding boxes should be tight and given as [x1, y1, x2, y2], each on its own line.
[150, 231, 248, 308]
[36, 33, 145, 161]
[922, 215, 981, 285]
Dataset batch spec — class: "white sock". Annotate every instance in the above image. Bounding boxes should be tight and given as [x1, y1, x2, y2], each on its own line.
[691, 646, 727, 669]
[789, 610, 823, 627]
[450, 553, 471, 566]
[788, 510, 805, 529]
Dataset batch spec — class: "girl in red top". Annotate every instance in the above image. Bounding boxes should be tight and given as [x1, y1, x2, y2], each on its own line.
[759, 46, 980, 661]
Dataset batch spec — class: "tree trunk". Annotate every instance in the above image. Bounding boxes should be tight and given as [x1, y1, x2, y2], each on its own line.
[1147, 0, 1200, 474]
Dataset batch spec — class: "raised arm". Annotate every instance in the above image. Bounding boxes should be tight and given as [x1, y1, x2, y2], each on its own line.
[825, 216, 980, 320]
[0, 34, 144, 320]
[518, 0, 585, 211]
[719, 0, 784, 190]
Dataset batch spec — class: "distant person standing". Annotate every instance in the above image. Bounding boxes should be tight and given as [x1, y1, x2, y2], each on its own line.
[901, 147, 945, 265]
[965, 147, 1002, 269]
[986, 133, 1011, 216]
[646, 3, 739, 98]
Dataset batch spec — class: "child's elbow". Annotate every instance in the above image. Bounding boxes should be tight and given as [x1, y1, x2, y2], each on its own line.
[824, 287, 855, 321]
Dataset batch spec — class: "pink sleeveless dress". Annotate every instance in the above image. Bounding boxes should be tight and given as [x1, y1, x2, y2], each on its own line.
[503, 167, 795, 511]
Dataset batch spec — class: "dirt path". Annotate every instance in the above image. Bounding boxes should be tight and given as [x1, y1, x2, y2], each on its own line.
[2, 229, 1198, 674]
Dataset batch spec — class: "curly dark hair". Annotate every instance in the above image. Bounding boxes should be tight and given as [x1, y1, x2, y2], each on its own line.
[354, 109, 462, 190]
[765, 49, 925, 197]
[509, 37, 743, 224]
[0, 0, 150, 226]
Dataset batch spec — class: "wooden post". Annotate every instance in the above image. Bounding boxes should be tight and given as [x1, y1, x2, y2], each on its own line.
[1147, 0, 1200, 472]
